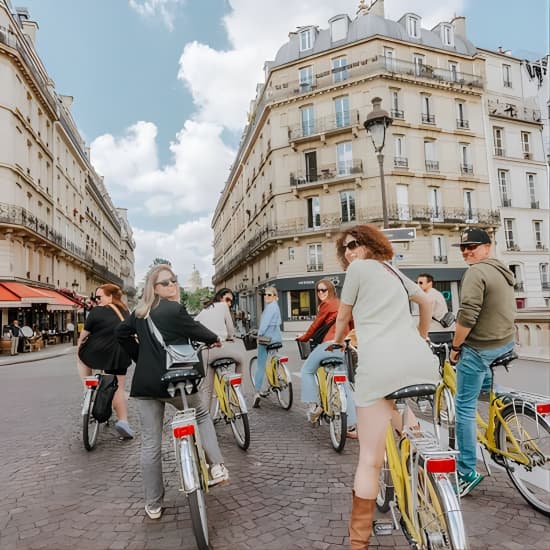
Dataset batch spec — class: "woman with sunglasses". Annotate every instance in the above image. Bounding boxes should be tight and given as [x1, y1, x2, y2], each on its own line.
[252, 286, 282, 408]
[332, 225, 438, 549]
[115, 265, 228, 520]
[296, 279, 357, 437]
[77, 284, 134, 439]
[196, 288, 246, 412]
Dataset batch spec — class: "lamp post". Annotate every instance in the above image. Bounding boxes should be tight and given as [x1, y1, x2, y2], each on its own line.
[71, 279, 79, 346]
[364, 97, 393, 228]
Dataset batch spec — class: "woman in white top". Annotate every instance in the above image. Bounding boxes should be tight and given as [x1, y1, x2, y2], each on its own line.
[196, 288, 246, 412]
[332, 225, 438, 549]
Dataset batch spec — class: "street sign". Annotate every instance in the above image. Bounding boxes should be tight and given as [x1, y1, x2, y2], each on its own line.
[381, 227, 416, 242]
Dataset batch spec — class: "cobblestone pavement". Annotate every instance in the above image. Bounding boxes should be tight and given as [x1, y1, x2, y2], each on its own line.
[0, 344, 548, 550]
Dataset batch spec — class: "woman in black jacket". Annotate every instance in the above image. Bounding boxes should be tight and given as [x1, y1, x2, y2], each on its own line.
[116, 264, 227, 520]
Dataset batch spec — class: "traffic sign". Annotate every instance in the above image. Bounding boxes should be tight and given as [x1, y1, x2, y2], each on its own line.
[381, 227, 416, 242]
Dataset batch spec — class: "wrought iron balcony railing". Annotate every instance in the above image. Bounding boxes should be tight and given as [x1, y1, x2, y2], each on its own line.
[433, 255, 448, 263]
[514, 282, 525, 292]
[502, 198, 512, 207]
[531, 201, 540, 209]
[288, 110, 360, 140]
[421, 113, 436, 124]
[542, 282, 550, 290]
[394, 157, 408, 168]
[425, 160, 440, 172]
[307, 263, 324, 272]
[391, 109, 404, 119]
[461, 164, 473, 175]
[494, 147, 505, 156]
[456, 119, 470, 129]
[290, 160, 363, 186]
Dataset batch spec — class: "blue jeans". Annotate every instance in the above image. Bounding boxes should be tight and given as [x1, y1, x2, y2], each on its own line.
[300, 343, 357, 427]
[254, 342, 281, 391]
[455, 341, 515, 476]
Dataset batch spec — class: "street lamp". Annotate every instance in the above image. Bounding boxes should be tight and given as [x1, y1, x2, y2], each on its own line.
[71, 279, 78, 346]
[364, 97, 393, 228]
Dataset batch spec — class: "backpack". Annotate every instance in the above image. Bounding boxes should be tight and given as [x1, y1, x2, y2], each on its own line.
[92, 374, 118, 422]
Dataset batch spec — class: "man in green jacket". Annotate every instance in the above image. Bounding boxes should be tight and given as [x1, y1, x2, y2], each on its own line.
[450, 228, 516, 497]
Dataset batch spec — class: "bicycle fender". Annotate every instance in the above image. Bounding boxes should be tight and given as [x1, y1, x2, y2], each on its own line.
[179, 438, 200, 493]
[81, 390, 92, 416]
[337, 383, 348, 414]
[234, 385, 248, 414]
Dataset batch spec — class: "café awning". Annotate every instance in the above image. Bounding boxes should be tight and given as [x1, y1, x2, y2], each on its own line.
[0, 282, 79, 311]
[0, 284, 30, 308]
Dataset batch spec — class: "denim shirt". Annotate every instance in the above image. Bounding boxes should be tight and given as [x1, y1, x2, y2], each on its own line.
[258, 301, 282, 343]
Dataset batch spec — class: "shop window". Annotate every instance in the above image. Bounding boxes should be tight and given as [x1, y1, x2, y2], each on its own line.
[289, 289, 316, 320]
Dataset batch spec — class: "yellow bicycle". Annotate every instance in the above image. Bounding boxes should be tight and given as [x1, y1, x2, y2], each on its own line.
[431, 342, 550, 517]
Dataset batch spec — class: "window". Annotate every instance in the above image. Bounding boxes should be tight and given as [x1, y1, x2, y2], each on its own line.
[498, 170, 511, 206]
[421, 95, 434, 124]
[299, 28, 313, 51]
[464, 190, 476, 222]
[503, 64, 512, 87]
[384, 47, 395, 71]
[540, 263, 550, 289]
[394, 135, 407, 167]
[391, 89, 403, 118]
[424, 140, 438, 171]
[332, 56, 348, 82]
[407, 15, 420, 38]
[340, 190, 356, 223]
[334, 96, 350, 127]
[330, 17, 347, 42]
[304, 150, 318, 182]
[299, 66, 313, 92]
[504, 218, 517, 249]
[413, 53, 425, 76]
[493, 127, 505, 156]
[509, 264, 523, 289]
[433, 236, 447, 262]
[521, 132, 531, 156]
[534, 221, 543, 248]
[396, 184, 410, 220]
[442, 25, 453, 46]
[336, 141, 353, 175]
[288, 247, 295, 261]
[300, 105, 314, 136]
[448, 61, 458, 82]
[527, 173, 538, 207]
[307, 243, 323, 271]
[289, 290, 315, 319]
[307, 197, 320, 228]
[460, 143, 472, 174]
[456, 101, 468, 128]
[429, 188, 442, 220]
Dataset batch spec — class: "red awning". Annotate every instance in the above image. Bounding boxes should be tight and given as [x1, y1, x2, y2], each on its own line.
[37, 288, 80, 311]
[0, 282, 79, 310]
[0, 283, 30, 307]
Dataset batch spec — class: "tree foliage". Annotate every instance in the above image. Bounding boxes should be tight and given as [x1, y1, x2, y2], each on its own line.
[181, 287, 212, 315]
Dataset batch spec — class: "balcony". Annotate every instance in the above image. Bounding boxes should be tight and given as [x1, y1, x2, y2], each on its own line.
[421, 113, 436, 125]
[460, 164, 473, 175]
[456, 119, 470, 129]
[488, 99, 541, 124]
[433, 255, 448, 263]
[391, 109, 404, 119]
[290, 160, 363, 187]
[288, 110, 360, 140]
[494, 147, 505, 156]
[502, 198, 512, 207]
[394, 157, 409, 169]
[503, 80, 512, 88]
[425, 160, 440, 172]
[531, 201, 540, 209]
[536, 243, 547, 251]
[514, 282, 525, 292]
[507, 243, 520, 251]
[307, 263, 324, 272]
[542, 282, 550, 290]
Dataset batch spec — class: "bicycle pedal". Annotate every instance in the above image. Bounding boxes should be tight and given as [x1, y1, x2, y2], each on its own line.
[373, 521, 394, 536]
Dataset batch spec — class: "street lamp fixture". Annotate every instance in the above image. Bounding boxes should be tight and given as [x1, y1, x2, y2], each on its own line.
[71, 279, 79, 292]
[364, 97, 393, 228]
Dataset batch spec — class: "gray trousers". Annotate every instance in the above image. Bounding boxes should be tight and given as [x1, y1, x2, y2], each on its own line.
[136, 394, 224, 508]
[10, 336, 19, 355]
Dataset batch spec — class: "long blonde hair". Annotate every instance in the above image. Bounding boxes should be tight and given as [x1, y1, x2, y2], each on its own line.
[135, 264, 176, 318]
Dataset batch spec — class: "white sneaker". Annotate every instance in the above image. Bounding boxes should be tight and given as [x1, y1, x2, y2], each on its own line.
[145, 504, 162, 520]
[208, 463, 229, 487]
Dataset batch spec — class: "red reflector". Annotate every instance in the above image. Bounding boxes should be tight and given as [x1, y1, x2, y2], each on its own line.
[229, 376, 242, 386]
[173, 424, 195, 438]
[278, 356, 288, 363]
[536, 403, 550, 415]
[426, 457, 456, 473]
[85, 379, 99, 387]
[333, 375, 347, 383]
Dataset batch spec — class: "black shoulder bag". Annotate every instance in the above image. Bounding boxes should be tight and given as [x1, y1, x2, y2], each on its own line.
[92, 374, 118, 422]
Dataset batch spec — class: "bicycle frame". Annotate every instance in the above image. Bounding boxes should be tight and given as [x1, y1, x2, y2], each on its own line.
[265, 353, 287, 388]
[316, 366, 347, 417]
[213, 369, 246, 420]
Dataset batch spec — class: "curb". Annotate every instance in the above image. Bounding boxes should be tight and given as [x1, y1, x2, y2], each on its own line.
[0, 346, 76, 367]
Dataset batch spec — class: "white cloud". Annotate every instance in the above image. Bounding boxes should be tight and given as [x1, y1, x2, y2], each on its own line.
[128, 0, 185, 31]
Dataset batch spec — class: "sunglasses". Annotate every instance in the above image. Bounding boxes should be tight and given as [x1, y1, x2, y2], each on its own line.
[343, 239, 361, 251]
[416, 281, 424, 285]
[155, 277, 178, 287]
[317, 288, 329, 293]
[460, 244, 481, 252]
[265, 293, 275, 297]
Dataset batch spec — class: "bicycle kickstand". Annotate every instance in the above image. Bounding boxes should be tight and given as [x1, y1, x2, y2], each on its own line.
[479, 444, 493, 476]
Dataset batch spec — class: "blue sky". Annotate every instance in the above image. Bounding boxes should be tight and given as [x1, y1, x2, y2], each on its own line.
[17, 0, 548, 284]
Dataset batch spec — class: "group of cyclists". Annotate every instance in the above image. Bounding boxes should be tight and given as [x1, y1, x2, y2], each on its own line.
[77, 223, 520, 549]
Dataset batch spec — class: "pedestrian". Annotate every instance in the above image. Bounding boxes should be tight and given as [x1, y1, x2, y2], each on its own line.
[8, 319, 21, 356]
[416, 273, 454, 336]
[450, 228, 516, 497]
[252, 287, 282, 407]
[332, 224, 437, 549]
[297, 279, 357, 438]
[115, 264, 228, 521]
[77, 284, 134, 439]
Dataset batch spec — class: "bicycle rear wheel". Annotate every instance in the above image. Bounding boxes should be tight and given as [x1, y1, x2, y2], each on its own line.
[226, 383, 250, 450]
[275, 362, 293, 410]
[328, 379, 347, 452]
[433, 385, 456, 450]
[82, 389, 100, 451]
[496, 403, 550, 517]
[188, 488, 210, 550]
[376, 452, 394, 513]
[248, 356, 258, 388]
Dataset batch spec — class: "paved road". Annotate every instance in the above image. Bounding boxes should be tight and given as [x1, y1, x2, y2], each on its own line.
[0, 345, 548, 550]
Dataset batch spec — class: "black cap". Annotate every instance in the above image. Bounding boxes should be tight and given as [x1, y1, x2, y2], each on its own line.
[452, 228, 491, 247]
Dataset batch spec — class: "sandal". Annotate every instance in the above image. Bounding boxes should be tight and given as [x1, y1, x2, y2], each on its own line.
[347, 427, 358, 439]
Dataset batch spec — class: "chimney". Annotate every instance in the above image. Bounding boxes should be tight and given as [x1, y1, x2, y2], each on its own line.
[451, 15, 466, 37]
[16, 7, 39, 45]
[59, 94, 74, 111]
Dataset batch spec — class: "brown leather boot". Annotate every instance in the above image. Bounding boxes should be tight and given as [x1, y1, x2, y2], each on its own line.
[349, 491, 376, 549]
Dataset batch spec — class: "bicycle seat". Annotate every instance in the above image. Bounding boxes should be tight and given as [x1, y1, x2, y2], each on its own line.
[320, 357, 344, 368]
[384, 384, 437, 401]
[428, 332, 454, 345]
[209, 357, 236, 369]
[161, 368, 203, 386]
[267, 342, 283, 351]
[489, 350, 518, 369]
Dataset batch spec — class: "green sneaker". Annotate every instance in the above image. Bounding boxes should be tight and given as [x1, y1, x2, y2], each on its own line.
[457, 471, 483, 497]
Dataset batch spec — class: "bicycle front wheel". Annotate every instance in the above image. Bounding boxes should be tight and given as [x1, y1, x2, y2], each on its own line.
[82, 390, 100, 451]
[226, 384, 250, 450]
[328, 380, 347, 452]
[433, 385, 456, 450]
[275, 362, 293, 410]
[188, 488, 210, 550]
[496, 403, 550, 517]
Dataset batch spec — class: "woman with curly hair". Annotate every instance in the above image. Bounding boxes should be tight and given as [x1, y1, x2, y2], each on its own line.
[332, 225, 437, 549]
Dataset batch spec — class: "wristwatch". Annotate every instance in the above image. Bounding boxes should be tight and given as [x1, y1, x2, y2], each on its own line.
[451, 344, 462, 352]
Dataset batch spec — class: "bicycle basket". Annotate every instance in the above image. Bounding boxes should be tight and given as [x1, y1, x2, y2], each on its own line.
[242, 333, 258, 351]
[297, 340, 312, 360]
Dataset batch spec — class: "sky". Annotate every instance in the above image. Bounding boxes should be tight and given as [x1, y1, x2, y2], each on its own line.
[16, 0, 549, 286]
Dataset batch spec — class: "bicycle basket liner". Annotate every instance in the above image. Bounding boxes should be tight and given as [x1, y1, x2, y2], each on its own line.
[242, 333, 258, 351]
[297, 340, 311, 360]
[91, 374, 118, 422]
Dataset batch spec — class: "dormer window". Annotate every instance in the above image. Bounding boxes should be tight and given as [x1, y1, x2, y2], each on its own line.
[330, 16, 348, 42]
[299, 28, 313, 51]
[407, 15, 420, 38]
[441, 24, 454, 46]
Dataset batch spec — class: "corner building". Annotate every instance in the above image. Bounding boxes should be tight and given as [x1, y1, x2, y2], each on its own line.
[212, 1, 499, 331]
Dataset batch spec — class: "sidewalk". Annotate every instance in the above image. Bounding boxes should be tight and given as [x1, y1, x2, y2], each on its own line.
[0, 343, 75, 366]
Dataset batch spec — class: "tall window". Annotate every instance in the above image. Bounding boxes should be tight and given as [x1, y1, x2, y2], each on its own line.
[429, 187, 442, 220]
[460, 143, 471, 173]
[396, 184, 410, 220]
[334, 96, 350, 127]
[498, 170, 510, 206]
[340, 190, 356, 223]
[521, 132, 531, 156]
[307, 197, 320, 228]
[493, 127, 504, 156]
[464, 190, 476, 222]
[299, 66, 313, 92]
[304, 150, 317, 182]
[391, 89, 402, 118]
[534, 221, 543, 248]
[300, 105, 314, 136]
[413, 53, 425, 76]
[527, 173, 537, 207]
[336, 141, 353, 175]
[407, 15, 420, 38]
[394, 135, 407, 168]
[504, 218, 516, 249]
[421, 95, 434, 123]
[424, 140, 438, 171]
[509, 264, 523, 288]
[442, 25, 453, 46]
[384, 47, 395, 71]
[433, 236, 447, 262]
[456, 101, 467, 127]
[307, 243, 323, 271]
[299, 28, 313, 51]
[332, 56, 348, 82]
[502, 64, 512, 87]
[540, 263, 550, 288]
[288, 247, 295, 260]
[448, 61, 458, 82]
